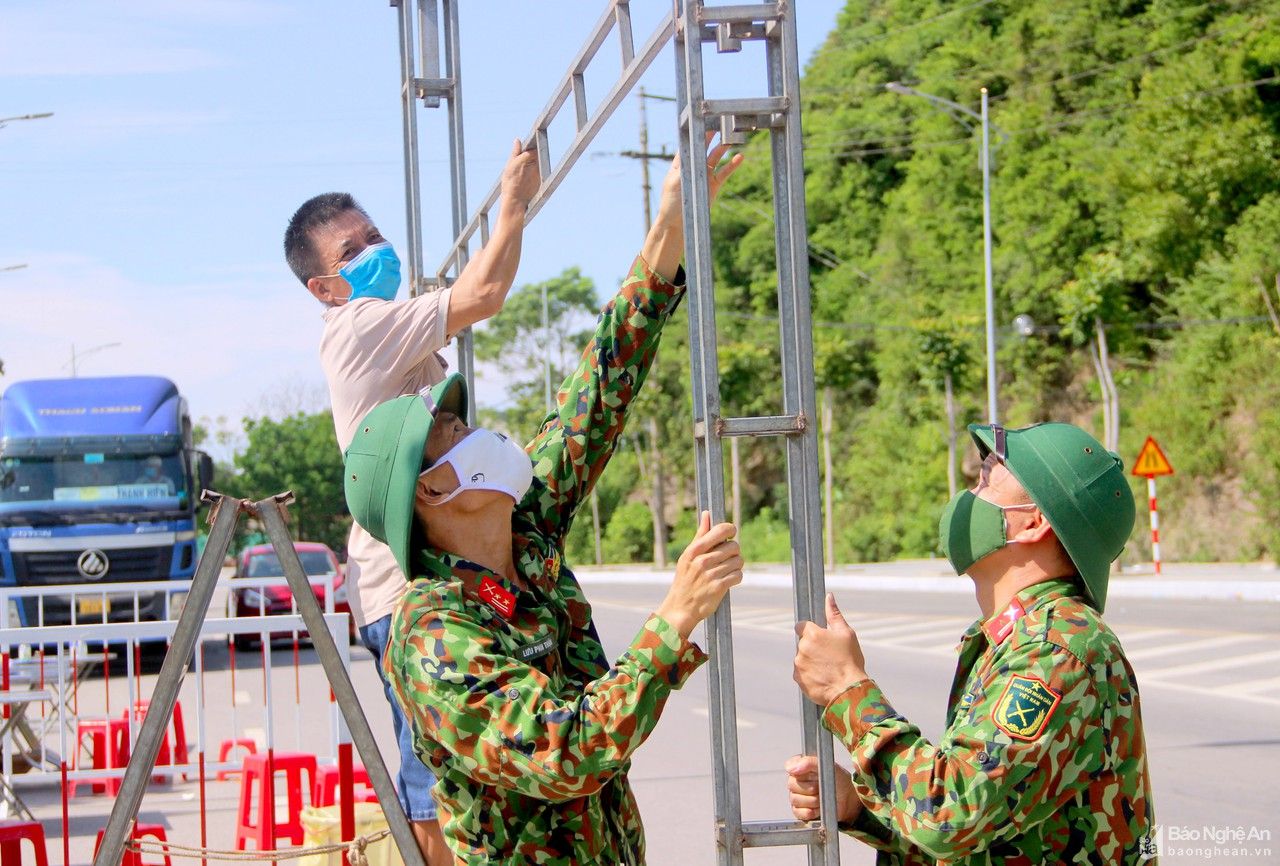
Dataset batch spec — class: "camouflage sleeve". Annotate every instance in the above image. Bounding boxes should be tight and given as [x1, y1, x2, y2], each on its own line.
[387, 607, 707, 803]
[839, 810, 935, 865]
[521, 255, 684, 541]
[823, 641, 1100, 862]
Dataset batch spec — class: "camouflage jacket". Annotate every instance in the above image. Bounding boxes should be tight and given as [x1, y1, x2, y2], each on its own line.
[384, 256, 706, 865]
[825, 578, 1157, 865]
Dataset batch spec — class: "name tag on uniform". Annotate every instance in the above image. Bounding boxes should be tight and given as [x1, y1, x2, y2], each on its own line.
[517, 635, 556, 663]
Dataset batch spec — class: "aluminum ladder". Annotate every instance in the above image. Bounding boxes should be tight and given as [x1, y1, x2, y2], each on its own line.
[393, 3, 841, 862]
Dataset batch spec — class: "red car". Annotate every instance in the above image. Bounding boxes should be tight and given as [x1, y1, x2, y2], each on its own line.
[228, 541, 354, 649]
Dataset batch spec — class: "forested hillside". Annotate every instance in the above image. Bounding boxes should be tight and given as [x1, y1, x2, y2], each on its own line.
[508, 0, 1280, 566]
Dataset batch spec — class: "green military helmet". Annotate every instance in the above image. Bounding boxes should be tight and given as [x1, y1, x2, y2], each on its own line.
[343, 374, 468, 579]
[969, 422, 1135, 611]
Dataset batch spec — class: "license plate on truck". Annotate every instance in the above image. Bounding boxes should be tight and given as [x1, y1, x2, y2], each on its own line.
[78, 597, 109, 617]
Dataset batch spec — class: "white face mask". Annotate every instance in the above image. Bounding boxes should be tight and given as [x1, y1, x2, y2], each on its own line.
[421, 429, 532, 507]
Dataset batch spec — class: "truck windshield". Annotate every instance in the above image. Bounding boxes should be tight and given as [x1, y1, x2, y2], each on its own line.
[0, 452, 187, 512]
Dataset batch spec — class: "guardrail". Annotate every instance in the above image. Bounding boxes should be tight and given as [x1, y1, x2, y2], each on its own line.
[0, 574, 338, 630]
[0, 589, 353, 845]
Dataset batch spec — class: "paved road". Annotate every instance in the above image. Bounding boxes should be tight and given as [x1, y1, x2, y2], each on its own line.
[587, 581, 1280, 865]
[24, 579, 1278, 865]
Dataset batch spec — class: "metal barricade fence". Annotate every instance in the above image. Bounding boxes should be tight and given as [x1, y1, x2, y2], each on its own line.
[0, 574, 338, 630]
[0, 579, 352, 839]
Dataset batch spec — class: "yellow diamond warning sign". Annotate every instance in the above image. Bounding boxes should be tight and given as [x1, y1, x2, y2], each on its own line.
[1132, 436, 1174, 477]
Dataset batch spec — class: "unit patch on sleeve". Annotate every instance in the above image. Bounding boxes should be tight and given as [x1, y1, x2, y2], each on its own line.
[992, 674, 1062, 741]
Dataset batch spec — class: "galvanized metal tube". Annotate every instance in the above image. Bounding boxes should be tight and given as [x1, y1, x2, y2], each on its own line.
[396, 0, 423, 297]
[676, 3, 743, 862]
[766, 7, 840, 862]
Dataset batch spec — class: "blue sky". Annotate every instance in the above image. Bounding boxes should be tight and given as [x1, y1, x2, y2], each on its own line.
[1, 1, 841, 457]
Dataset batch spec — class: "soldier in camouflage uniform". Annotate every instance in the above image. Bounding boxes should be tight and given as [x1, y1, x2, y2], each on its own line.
[342, 141, 744, 864]
[788, 422, 1157, 865]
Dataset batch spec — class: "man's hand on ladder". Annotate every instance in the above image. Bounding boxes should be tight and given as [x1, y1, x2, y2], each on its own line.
[644, 134, 745, 281]
[784, 754, 862, 824]
[654, 510, 743, 639]
[793, 593, 868, 706]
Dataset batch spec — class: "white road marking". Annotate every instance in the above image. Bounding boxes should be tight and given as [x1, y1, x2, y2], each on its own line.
[590, 596, 1280, 706]
[852, 619, 966, 641]
[1109, 627, 1182, 644]
[1141, 649, 1280, 680]
[873, 624, 969, 646]
[690, 705, 757, 729]
[1126, 634, 1255, 662]
[1214, 676, 1280, 695]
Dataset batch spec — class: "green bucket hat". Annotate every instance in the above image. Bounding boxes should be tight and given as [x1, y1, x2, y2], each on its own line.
[343, 374, 468, 579]
[969, 422, 1135, 611]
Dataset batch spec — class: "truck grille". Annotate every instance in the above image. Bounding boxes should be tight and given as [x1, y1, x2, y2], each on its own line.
[13, 547, 171, 585]
[12, 546, 174, 627]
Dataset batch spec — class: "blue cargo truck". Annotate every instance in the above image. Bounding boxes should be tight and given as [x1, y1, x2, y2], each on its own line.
[0, 376, 213, 628]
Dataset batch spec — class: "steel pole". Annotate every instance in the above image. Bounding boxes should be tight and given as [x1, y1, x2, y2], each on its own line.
[981, 87, 998, 423]
[543, 282, 552, 413]
[395, 0, 423, 299]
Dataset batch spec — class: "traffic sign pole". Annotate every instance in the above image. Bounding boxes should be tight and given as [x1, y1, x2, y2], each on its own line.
[1131, 436, 1173, 575]
[1147, 476, 1161, 575]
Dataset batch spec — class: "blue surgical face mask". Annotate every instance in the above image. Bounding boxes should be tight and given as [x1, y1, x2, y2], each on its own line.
[323, 242, 401, 303]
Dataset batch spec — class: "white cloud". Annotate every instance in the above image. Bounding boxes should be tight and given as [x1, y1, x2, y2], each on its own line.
[0, 253, 526, 465]
[0, 2, 286, 78]
[1, 251, 326, 455]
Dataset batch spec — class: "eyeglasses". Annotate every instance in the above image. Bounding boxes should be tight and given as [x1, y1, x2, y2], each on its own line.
[992, 424, 1008, 465]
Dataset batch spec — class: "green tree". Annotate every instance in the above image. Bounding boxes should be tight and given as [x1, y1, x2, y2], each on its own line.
[917, 322, 974, 497]
[705, 0, 1280, 563]
[230, 412, 349, 553]
[474, 267, 599, 437]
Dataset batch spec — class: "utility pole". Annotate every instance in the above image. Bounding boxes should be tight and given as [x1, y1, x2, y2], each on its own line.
[619, 88, 676, 233]
[619, 87, 677, 568]
[885, 83, 1005, 422]
[821, 388, 834, 567]
[639, 87, 653, 234]
[980, 87, 997, 423]
[542, 282, 552, 412]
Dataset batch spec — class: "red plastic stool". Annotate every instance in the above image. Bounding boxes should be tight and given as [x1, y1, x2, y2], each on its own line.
[93, 823, 172, 866]
[216, 738, 257, 781]
[125, 700, 189, 782]
[70, 717, 130, 796]
[234, 752, 317, 850]
[0, 820, 48, 866]
[313, 763, 378, 807]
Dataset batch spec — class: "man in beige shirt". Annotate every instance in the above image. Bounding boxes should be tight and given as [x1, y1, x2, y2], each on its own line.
[283, 140, 538, 864]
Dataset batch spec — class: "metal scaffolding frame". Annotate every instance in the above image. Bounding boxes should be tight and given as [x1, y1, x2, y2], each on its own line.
[394, 2, 839, 861]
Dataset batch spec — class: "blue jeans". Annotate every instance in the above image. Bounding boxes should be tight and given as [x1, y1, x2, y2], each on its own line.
[358, 615, 439, 821]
